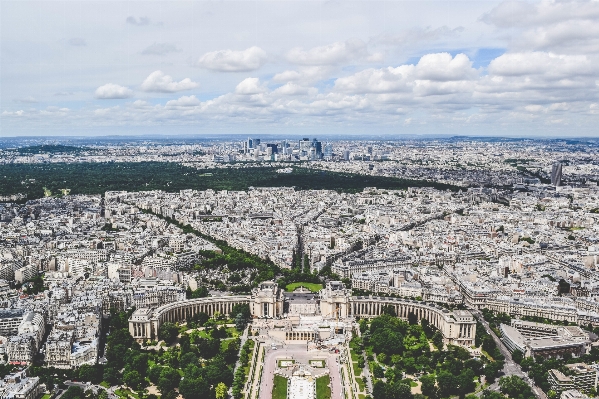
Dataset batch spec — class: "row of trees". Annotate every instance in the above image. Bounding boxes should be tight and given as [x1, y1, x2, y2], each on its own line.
[358, 312, 507, 399]
[99, 308, 239, 399]
[0, 162, 461, 201]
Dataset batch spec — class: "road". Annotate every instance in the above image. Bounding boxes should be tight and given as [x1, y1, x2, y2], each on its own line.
[361, 348, 374, 395]
[472, 310, 547, 399]
[229, 324, 250, 397]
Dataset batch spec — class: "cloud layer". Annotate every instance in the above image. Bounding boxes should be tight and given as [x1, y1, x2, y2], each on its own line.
[94, 84, 133, 99]
[2, 0, 599, 136]
[197, 47, 267, 72]
[141, 71, 198, 93]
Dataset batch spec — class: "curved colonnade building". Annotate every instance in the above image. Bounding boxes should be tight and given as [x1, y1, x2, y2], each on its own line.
[129, 281, 476, 346]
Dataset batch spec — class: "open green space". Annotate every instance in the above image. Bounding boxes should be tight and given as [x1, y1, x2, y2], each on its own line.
[285, 282, 323, 293]
[356, 377, 365, 391]
[353, 365, 362, 376]
[0, 162, 460, 201]
[316, 375, 331, 399]
[272, 375, 288, 399]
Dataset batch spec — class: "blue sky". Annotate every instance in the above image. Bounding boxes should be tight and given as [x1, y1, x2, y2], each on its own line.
[1, 0, 598, 137]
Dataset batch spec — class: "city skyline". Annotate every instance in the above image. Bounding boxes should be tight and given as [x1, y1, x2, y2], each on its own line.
[2, 0, 599, 137]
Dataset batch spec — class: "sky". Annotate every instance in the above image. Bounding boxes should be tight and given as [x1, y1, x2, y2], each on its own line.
[1, 0, 598, 137]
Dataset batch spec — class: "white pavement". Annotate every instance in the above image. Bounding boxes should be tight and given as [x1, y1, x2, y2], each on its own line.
[258, 344, 342, 399]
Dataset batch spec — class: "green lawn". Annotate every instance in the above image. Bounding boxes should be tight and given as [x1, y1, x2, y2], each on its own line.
[285, 282, 323, 293]
[356, 377, 365, 391]
[353, 364, 362, 376]
[115, 389, 139, 399]
[226, 327, 240, 337]
[316, 375, 331, 399]
[272, 375, 288, 399]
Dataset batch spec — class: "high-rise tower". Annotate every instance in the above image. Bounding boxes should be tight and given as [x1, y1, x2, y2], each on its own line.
[551, 162, 562, 186]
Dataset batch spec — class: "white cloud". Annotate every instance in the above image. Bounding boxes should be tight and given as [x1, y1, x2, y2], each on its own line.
[286, 39, 369, 65]
[142, 43, 180, 56]
[482, 0, 599, 52]
[373, 26, 465, 46]
[334, 53, 477, 94]
[272, 83, 316, 96]
[1, 110, 25, 117]
[94, 106, 119, 116]
[235, 78, 267, 95]
[524, 104, 545, 113]
[14, 96, 38, 104]
[141, 71, 198, 93]
[415, 53, 477, 81]
[165, 95, 201, 107]
[94, 84, 133, 99]
[40, 106, 70, 116]
[366, 53, 385, 63]
[197, 47, 267, 72]
[131, 100, 151, 108]
[334, 66, 414, 94]
[488, 52, 592, 78]
[126, 16, 150, 26]
[273, 66, 334, 85]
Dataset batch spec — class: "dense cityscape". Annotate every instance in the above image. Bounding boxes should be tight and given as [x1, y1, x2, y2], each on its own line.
[0, 137, 596, 399]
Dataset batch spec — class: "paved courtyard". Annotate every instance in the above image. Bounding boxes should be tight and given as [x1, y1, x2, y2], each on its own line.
[259, 344, 342, 399]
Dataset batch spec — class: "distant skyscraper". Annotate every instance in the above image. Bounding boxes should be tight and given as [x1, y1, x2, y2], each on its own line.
[299, 138, 311, 155]
[323, 143, 333, 160]
[254, 138, 261, 146]
[312, 139, 322, 158]
[266, 143, 278, 154]
[344, 150, 350, 161]
[551, 162, 562, 186]
[247, 138, 253, 149]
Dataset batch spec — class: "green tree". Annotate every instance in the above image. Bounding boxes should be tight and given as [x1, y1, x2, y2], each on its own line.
[189, 286, 209, 298]
[148, 366, 162, 384]
[420, 374, 438, 398]
[215, 382, 228, 399]
[457, 369, 476, 397]
[103, 367, 120, 385]
[381, 305, 397, 317]
[482, 391, 506, 399]
[62, 386, 85, 399]
[123, 370, 144, 390]
[373, 381, 387, 399]
[159, 322, 179, 344]
[158, 367, 181, 394]
[387, 383, 413, 399]
[190, 312, 209, 327]
[432, 331, 443, 350]
[180, 352, 198, 369]
[78, 364, 102, 384]
[511, 350, 523, 364]
[437, 370, 456, 396]
[179, 377, 209, 399]
[499, 375, 534, 399]
[484, 361, 502, 383]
